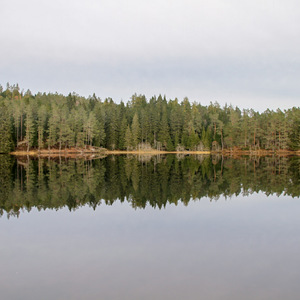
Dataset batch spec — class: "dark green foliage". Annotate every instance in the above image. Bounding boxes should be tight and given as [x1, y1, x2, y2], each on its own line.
[158, 110, 170, 149]
[0, 83, 299, 152]
[0, 155, 299, 217]
[104, 99, 119, 150]
[287, 108, 300, 150]
[131, 113, 140, 149]
[118, 115, 127, 150]
[0, 103, 14, 153]
[0, 155, 14, 216]
[125, 125, 133, 150]
[37, 105, 47, 150]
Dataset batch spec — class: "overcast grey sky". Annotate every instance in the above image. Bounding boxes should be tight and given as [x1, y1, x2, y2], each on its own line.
[1, 0, 299, 111]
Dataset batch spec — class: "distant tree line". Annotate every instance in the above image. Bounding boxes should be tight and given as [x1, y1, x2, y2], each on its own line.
[0, 83, 299, 153]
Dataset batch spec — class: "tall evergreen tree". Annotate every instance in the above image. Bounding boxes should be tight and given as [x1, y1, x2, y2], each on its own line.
[25, 104, 36, 152]
[0, 103, 13, 153]
[158, 110, 170, 149]
[47, 105, 59, 150]
[84, 112, 98, 146]
[104, 100, 119, 150]
[118, 115, 128, 150]
[125, 125, 133, 150]
[131, 113, 141, 149]
[37, 105, 47, 150]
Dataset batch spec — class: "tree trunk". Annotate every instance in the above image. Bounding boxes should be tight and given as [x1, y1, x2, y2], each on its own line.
[21, 114, 23, 141]
[221, 128, 224, 150]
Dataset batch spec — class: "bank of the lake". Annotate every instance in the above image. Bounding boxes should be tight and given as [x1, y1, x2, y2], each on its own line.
[9, 148, 300, 157]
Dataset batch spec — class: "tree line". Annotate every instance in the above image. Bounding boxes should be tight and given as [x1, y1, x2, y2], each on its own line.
[0, 83, 299, 153]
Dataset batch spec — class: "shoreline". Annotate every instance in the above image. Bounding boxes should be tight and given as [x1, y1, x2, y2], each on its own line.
[8, 149, 300, 157]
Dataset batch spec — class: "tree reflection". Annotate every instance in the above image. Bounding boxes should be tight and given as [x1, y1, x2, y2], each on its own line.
[0, 155, 299, 218]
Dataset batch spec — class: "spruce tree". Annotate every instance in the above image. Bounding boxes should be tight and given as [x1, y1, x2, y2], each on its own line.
[158, 110, 170, 149]
[84, 112, 98, 146]
[118, 115, 128, 150]
[37, 105, 47, 150]
[131, 113, 141, 149]
[0, 103, 13, 153]
[125, 125, 133, 150]
[47, 105, 59, 150]
[25, 105, 36, 152]
[104, 101, 119, 150]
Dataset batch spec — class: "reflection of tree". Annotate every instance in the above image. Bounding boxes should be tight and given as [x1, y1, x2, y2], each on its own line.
[0, 155, 299, 217]
[0, 155, 15, 217]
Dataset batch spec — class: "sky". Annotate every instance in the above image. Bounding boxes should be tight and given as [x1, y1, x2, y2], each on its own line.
[1, 0, 299, 111]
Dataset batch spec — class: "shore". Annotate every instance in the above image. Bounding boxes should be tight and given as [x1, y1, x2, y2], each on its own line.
[9, 148, 300, 157]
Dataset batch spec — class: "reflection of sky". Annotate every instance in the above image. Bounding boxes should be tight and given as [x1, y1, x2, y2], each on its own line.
[1, 193, 300, 300]
[2, 0, 300, 111]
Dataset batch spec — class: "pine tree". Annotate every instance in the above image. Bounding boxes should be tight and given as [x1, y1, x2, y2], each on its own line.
[73, 107, 86, 148]
[12, 101, 22, 143]
[118, 115, 128, 150]
[240, 109, 250, 149]
[217, 119, 224, 150]
[37, 105, 47, 150]
[25, 105, 36, 152]
[61, 120, 74, 149]
[201, 127, 211, 150]
[47, 105, 59, 150]
[93, 104, 106, 147]
[189, 130, 200, 150]
[84, 112, 98, 146]
[158, 110, 170, 149]
[181, 97, 192, 148]
[96, 116, 106, 147]
[0, 103, 13, 153]
[166, 136, 175, 151]
[104, 101, 119, 150]
[125, 125, 133, 150]
[149, 96, 160, 145]
[131, 113, 141, 149]
[287, 108, 300, 150]
[169, 99, 183, 148]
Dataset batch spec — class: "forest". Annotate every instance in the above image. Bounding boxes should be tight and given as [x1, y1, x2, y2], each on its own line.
[0, 83, 299, 153]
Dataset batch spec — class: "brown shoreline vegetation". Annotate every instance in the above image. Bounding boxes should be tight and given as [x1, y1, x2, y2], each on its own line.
[9, 147, 300, 157]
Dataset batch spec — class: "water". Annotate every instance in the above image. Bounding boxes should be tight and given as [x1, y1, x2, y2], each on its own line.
[0, 155, 299, 300]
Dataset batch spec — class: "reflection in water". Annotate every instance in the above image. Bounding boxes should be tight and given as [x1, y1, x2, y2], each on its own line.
[1, 155, 300, 300]
[0, 154, 299, 218]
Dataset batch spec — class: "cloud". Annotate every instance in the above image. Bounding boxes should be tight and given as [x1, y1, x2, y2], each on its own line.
[1, 0, 300, 111]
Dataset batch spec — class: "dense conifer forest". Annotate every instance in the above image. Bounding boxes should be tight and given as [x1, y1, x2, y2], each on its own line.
[0, 83, 299, 153]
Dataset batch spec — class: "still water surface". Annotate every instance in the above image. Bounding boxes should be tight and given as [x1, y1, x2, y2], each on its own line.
[0, 155, 299, 300]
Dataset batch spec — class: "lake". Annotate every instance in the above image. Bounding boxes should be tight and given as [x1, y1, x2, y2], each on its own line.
[0, 154, 299, 300]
